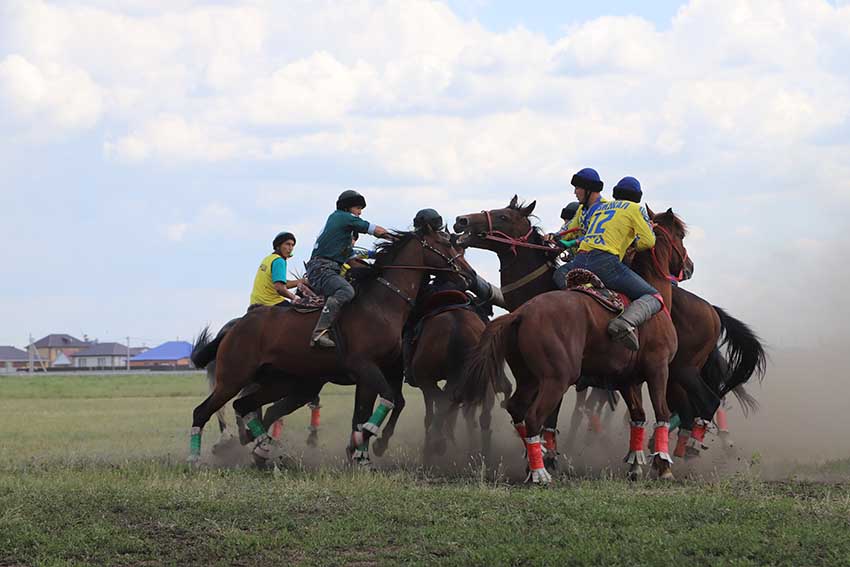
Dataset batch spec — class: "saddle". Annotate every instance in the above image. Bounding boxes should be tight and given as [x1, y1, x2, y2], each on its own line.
[566, 268, 627, 314]
[292, 282, 325, 313]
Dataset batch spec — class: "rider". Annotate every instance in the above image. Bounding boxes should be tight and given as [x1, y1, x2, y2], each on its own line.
[248, 231, 303, 310]
[306, 190, 389, 348]
[571, 175, 661, 351]
[555, 201, 582, 260]
[552, 168, 607, 290]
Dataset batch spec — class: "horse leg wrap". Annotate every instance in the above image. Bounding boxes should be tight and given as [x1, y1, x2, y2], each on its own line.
[688, 419, 709, 451]
[513, 421, 528, 439]
[650, 422, 673, 464]
[668, 413, 681, 432]
[543, 428, 558, 454]
[309, 404, 321, 432]
[244, 412, 266, 440]
[361, 397, 394, 435]
[714, 407, 729, 432]
[270, 419, 283, 441]
[189, 427, 202, 459]
[525, 436, 552, 484]
[674, 429, 691, 459]
[588, 413, 603, 434]
[623, 421, 647, 465]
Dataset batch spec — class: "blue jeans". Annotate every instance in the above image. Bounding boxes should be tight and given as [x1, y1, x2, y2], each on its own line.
[306, 258, 355, 305]
[553, 250, 658, 300]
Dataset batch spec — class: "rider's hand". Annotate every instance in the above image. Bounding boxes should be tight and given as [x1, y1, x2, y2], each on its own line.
[374, 226, 390, 238]
[544, 233, 556, 242]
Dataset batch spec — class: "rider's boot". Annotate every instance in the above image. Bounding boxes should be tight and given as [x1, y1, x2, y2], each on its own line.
[607, 294, 662, 351]
[310, 297, 340, 348]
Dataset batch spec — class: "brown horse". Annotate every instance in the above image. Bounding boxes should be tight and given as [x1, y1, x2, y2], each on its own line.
[454, 198, 765, 471]
[457, 209, 686, 482]
[188, 228, 474, 465]
[404, 289, 509, 460]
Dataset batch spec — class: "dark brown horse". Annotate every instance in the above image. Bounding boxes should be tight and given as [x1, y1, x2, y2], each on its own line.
[404, 289, 509, 461]
[458, 209, 686, 482]
[454, 198, 765, 472]
[188, 228, 474, 465]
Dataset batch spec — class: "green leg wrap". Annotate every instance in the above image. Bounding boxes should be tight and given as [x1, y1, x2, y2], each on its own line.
[246, 417, 266, 439]
[669, 413, 681, 432]
[189, 427, 202, 457]
[362, 397, 394, 435]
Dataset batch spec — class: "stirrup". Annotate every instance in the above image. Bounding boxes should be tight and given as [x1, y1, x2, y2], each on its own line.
[310, 330, 336, 349]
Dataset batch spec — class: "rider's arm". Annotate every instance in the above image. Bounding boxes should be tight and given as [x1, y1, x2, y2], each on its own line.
[631, 206, 657, 252]
[271, 258, 298, 300]
[349, 215, 388, 238]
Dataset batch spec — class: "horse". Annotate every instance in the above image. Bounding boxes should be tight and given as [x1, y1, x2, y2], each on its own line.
[188, 227, 474, 466]
[453, 197, 765, 471]
[457, 208, 688, 483]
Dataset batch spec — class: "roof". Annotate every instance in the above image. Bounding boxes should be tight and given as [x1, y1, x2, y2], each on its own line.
[130, 341, 193, 361]
[33, 334, 89, 349]
[72, 342, 131, 357]
[0, 346, 28, 361]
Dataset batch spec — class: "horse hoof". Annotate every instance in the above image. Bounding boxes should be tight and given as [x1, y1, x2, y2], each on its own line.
[658, 470, 675, 481]
[306, 431, 319, 448]
[528, 468, 553, 485]
[543, 454, 559, 474]
[372, 440, 388, 457]
[187, 454, 201, 467]
[627, 465, 643, 482]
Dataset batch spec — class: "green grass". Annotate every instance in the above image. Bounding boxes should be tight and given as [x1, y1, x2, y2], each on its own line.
[1, 373, 850, 566]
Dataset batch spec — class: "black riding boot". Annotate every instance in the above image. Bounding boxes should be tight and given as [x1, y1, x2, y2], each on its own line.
[607, 295, 661, 351]
[310, 297, 340, 348]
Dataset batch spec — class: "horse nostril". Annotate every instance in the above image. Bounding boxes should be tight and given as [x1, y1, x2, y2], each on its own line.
[457, 217, 469, 226]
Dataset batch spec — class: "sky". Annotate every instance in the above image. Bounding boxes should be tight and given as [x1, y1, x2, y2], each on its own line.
[1, 0, 849, 349]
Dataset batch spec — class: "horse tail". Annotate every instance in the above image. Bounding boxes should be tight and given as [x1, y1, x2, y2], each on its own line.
[731, 384, 760, 417]
[457, 313, 520, 406]
[714, 306, 767, 397]
[191, 325, 221, 369]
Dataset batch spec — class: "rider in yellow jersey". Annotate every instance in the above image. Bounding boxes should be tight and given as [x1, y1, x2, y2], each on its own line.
[248, 232, 303, 310]
[569, 176, 661, 350]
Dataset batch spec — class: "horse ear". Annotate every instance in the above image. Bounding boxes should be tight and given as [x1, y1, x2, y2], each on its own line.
[646, 204, 656, 219]
[666, 207, 673, 215]
[509, 195, 518, 209]
[520, 200, 536, 217]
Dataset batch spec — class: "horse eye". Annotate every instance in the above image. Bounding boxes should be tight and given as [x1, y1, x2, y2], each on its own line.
[498, 214, 508, 221]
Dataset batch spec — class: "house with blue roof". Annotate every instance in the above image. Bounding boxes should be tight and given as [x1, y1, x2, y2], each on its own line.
[130, 341, 194, 369]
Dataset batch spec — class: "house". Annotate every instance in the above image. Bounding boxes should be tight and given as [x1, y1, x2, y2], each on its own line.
[130, 341, 194, 369]
[70, 342, 147, 370]
[0, 346, 28, 373]
[31, 334, 90, 367]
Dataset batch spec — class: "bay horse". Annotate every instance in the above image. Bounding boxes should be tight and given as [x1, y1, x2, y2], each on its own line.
[454, 197, 765, 472]
[188, 227, 474, 465]
[458, 208, 688, 482]
[404, 287, 510, 461]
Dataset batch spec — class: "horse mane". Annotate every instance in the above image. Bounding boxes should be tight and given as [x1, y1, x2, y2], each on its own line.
[347, 230, 420, 284]
[506, 199, 549, 245]
[653, 209, 688, 236]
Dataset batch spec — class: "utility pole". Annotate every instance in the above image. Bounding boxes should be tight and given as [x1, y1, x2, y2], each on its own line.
[126, 336, 131, 372]
[28, 333, 33, 374]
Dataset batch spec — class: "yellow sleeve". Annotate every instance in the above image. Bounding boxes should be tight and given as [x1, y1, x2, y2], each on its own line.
[565, 210, 581, 234]
[631, 206, 656, 252]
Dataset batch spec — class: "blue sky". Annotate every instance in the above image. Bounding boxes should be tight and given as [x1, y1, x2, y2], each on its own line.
[1, 0, 849, 349]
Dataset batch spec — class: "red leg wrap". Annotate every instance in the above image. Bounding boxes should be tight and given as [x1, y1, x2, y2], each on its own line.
[310, 407, 321, 429]
[629, 424, 645, 452]
[654, 424, 670, 455]
[270, 419, 283, 440]
[543, 429, 557, 452]
[589, 413, 603, 433]
[514, 422, 527, 439]
[526, 437, 545, 471]
[674, 431, 689, 458]
[692, 422, 707, 443]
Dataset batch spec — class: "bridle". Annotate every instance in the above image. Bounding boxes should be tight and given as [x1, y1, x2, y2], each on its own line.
[376, 234, 471, 305]
[479, 210, 559, 255]
[650, 223, 690, 282]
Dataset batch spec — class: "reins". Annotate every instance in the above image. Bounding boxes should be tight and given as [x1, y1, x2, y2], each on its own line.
[480, 210, 560, 255]
[650, 223, 689, 282]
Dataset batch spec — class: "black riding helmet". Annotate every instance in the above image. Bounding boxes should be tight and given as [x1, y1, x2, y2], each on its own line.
[336, 189, 367, 210]
[413, 208, 444, 231]
[560, 201, 581, 222]
[272, 231, 296, 250]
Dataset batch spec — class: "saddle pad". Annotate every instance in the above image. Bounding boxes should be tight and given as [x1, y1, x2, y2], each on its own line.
[566, 268, 626, 314]
[422, 289, 470, 312]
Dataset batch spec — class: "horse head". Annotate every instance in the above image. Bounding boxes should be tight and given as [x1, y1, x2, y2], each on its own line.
[375, 225, 476, 289]
[647, 206, 694, 281]
[453, 194, 539, 252]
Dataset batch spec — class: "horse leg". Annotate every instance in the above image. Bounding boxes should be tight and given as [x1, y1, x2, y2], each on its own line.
[646, 364, 674, 480]
[714, 399, 735, 452]
[189, 364, 255, 464]
[206, 362, 236, 453]
[563, 388, 588, 453]
[372, 361, 406, 457]
[622, 383, 648, 481]
[478, 384, 495, 460]
[542, 397, 563, 474]
[307, 395, 322, 447]
[347, 364, 393, 468]
[420, 381, 444, 457]
[524, 378, 571, 485]
[232, 379, 293, 467]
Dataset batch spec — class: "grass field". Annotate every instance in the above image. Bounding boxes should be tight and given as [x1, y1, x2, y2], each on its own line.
[1, 373, 849, 566]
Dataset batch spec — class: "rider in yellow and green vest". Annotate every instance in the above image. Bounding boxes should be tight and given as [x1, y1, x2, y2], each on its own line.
[248, 232, 303, 310]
